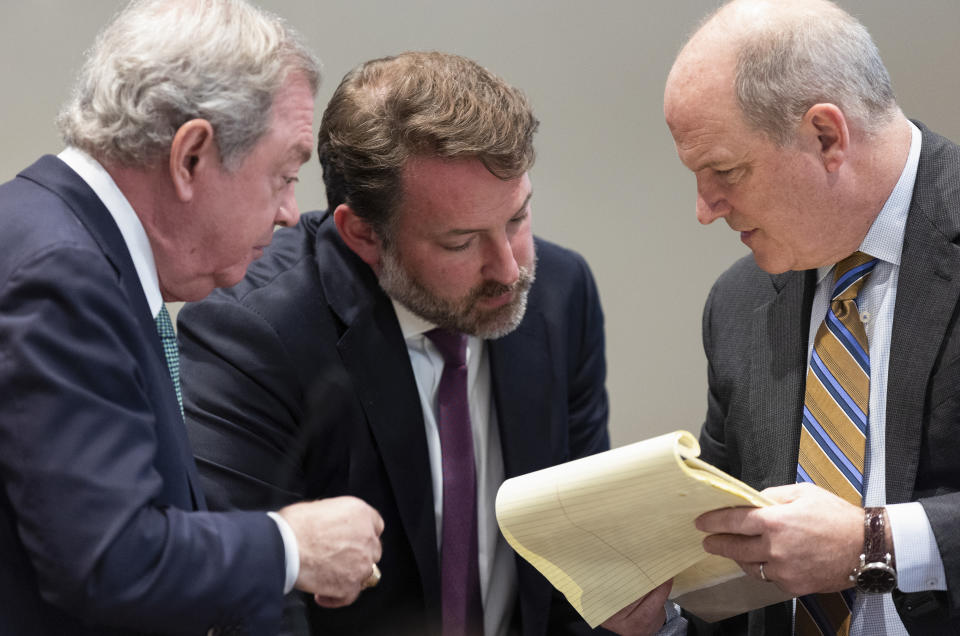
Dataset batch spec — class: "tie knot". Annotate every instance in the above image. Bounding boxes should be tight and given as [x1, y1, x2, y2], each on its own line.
[155, 305, 176, 340]
[832, 251, 878, 302]
[426, 328, 467, 367]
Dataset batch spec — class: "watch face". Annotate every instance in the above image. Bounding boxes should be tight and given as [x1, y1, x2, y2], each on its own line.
[856, 563, 897, 594]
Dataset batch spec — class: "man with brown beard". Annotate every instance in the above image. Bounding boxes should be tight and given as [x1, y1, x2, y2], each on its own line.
[177, 51, 611, 636]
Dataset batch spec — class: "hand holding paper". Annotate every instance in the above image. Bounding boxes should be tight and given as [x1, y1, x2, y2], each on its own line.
[495, 430, 795, 626]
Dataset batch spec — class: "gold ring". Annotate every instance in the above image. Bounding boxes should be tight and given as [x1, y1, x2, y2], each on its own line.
[364, 563, 381, 588]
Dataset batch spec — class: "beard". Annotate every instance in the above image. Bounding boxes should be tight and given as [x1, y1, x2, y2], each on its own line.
[377, 247, 536, 339]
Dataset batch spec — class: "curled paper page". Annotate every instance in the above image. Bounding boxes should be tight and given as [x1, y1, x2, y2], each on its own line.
[495, 430, 792, 626]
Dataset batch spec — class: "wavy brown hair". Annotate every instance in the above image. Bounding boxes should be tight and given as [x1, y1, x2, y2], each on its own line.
[318, 51, 538, 242]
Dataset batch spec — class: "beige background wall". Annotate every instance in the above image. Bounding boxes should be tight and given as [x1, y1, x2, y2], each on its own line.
[1, 1, 958, 447]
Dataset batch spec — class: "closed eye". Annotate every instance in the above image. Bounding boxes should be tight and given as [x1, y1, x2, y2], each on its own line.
[444, 239, 474, 252]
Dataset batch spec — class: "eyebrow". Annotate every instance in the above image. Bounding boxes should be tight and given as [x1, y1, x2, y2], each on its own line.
[288, 143, 312, 165]
[517, 191, 533, 215]
[444, 191, 534, 237]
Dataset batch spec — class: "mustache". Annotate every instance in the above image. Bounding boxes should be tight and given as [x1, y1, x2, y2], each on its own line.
[473, 267, 535, 299]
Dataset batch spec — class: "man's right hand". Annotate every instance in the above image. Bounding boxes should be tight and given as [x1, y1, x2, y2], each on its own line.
[278, 496, 384, 607]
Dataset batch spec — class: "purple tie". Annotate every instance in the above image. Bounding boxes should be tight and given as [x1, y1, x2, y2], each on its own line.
[425, 328, 484, 636]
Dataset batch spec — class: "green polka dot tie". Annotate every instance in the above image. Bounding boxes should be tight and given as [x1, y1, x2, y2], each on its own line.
[155, 305, 183, 419]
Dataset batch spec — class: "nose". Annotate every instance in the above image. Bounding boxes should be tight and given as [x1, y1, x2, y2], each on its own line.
[695, 177, 730, 225]
[275, 192, 301, 228]
[482, 233, 520, 286]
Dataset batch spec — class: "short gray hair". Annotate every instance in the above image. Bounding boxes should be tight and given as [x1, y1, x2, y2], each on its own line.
[57, 0, 321, 169]
[733, 1, 898, 145]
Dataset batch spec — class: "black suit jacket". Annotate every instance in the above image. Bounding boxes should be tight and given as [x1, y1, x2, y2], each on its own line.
[693, 123, 960, 634]
[0, 156, 285, 635]
[178, 210, 611, 635]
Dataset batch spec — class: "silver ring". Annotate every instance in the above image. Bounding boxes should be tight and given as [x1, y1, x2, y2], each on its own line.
[759, 562, 769, 582]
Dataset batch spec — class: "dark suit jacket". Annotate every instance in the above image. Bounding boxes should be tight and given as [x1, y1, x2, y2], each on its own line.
[178, 210, 611, 636]
[0, 156, 285, 635]
[692, 122, 960, 635]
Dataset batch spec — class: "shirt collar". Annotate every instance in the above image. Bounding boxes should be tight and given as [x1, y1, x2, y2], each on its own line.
[392, 298, 438, 341]
[57, 147, 163, 316]
[815, 121, 921, 285]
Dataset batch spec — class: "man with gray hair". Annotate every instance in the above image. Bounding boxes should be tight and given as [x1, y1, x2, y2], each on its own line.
[605, 0, 960, 634]
[0, 1, 383, 634]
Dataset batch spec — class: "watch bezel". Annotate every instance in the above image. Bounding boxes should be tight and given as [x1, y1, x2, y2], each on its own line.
[854, 554, 897, 594]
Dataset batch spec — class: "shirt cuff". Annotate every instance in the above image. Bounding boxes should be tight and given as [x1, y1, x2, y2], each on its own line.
[267, 511, 300, 594]
[658, 602, 688, 635]
[886, 502, 947, 592]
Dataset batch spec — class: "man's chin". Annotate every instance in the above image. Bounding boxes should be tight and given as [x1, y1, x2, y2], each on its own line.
[467, 292, 528, 339]
[751, 250, 792, 275]
[160, 279, 216, 303]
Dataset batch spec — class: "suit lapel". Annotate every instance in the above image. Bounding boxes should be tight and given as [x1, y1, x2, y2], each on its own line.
[885, 131, 960, 503]
[19, 156, 206, 508]
[318, 228, 440, 607]
[488, 309, 556, 634]
[488, 311, 554, 479]
[747, 270, 816, 489]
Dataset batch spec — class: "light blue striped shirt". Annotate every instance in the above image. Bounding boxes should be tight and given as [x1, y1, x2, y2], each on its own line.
[806, 121, 947, 635]
[661, 122, 947, 636]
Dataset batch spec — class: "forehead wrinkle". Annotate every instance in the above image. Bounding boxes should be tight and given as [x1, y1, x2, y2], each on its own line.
[674, 124, 733, 170]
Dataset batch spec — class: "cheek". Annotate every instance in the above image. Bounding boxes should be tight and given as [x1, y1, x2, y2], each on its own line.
[512, 230, 535, 268]
[417, 252, 479, 297]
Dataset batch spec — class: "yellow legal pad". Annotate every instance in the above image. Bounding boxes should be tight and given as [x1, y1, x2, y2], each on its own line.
[495, 430, 794, 626]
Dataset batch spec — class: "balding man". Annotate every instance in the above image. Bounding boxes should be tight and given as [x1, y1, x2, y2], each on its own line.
[607, 1, 959, 634]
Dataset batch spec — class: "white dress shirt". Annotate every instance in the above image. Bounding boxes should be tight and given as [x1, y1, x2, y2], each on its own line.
[393, 299, 519, 636]
[56, 147, 300, 595]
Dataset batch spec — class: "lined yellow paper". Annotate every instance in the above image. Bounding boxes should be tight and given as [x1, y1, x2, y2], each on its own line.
[495, 430, 792, 626]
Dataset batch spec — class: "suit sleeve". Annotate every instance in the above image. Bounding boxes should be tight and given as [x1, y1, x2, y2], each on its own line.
[0, 246, 284, 633]
[178, 291, 344, 636]
[902, 350, 960, 625]
[178, 292, 343, 512]
[903, 495, 960, 628]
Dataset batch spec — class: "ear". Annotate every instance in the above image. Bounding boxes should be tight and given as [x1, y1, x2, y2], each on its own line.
[801, 103, 849, 173]
[333, 203, 383, 269]
[168, 119, 218, 202]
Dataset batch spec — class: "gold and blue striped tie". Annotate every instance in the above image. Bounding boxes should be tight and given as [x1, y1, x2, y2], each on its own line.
[796, 251, 878, 635]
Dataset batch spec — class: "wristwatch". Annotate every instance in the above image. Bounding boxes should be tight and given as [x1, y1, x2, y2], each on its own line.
[851, 507, 897, 594]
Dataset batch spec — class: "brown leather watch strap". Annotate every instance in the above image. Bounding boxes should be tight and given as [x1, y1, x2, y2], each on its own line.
[864, 506, 894, 566]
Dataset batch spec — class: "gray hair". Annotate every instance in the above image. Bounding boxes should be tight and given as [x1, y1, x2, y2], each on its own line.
[732, 0, 898, 145]
[57, 0, 321, 169]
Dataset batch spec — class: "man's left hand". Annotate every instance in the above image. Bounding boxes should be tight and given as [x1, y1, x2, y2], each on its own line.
[601, 579, 673, 636]
[695, 482, 862, 596]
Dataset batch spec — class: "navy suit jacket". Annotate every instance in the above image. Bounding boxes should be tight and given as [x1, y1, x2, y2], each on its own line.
[0, 156, 285, 635]
[178, 210, 611, 636]
[691, 123, 960, 635]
